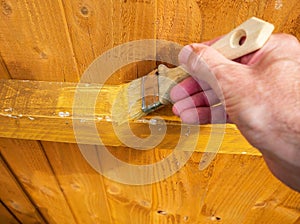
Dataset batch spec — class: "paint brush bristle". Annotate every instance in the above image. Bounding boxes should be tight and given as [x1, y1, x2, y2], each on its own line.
[111, 65, 189, 124]
[111, 77, 147, 124]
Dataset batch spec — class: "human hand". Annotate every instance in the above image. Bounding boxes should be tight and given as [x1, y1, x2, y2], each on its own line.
[170, 34, 300, 191]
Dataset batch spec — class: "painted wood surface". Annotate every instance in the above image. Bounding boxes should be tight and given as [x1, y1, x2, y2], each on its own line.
[0, 79, 258, 155]
[6, 141, 300, 224]
[62, 0, 157, 84]
[0, 156, 45, 223]
[1, 0, 299, 82]
[0, 138, 77, 224]
[0, 0, 79, 82]
[0, 54, 10, 79]
[0, 0, 300, 223]
[41, 141, 114, 224]
[0, 201, 19, 224]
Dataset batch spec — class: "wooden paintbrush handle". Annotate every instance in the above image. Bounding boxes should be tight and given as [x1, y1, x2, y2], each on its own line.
[158, 17, 274, 104]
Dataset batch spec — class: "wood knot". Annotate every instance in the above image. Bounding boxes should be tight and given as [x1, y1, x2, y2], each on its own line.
[8, 200, 22, 212]
[39, 186, 54, 197]
[70, 182, 81, 191]
[183, 216, 189, 222]
[107, 184, 121, 195]
[80, 6, 89, 17]
[33, 47, 48, 59]
[210, 215, 221, 221]
[157, 210, 168, 215]
[1, 0, 12, 16]
[139, 200, 151, 208]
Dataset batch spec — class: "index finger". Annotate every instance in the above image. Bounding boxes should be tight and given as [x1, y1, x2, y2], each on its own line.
[170, 76, 211, 102]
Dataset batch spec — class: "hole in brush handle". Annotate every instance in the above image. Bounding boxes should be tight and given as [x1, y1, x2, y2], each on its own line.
[211, 17, 274, 60]
[230, 29, 247, 48]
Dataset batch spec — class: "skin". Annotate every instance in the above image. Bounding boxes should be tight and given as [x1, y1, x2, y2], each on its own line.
[170, 34, 300, 192]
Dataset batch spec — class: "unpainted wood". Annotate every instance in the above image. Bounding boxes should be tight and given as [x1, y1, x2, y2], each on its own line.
[42, 142, 155, 224]
[77, 139, 300, 223]
[40, 143, 300, 223]
[193, 153, 300, 223]
[61, 0, 157, 84]
[0, 0, 79, 81]
[1, 1, 297, 83]
[0, 138, 77, 224]
[0, 202, 19, 224]
[102, 147, 154, 224]
[192, 0, 300, 42]
[0, 157, 45, 223]
[41, 141, 113, 224]
[151, 151, 300, 223]
[0, 54, 10, 79]
[156, 0, 202, 45]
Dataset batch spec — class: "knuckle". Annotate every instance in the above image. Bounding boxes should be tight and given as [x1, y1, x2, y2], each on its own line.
[278, 33, 299, 45]
[187, 45, 209, 74]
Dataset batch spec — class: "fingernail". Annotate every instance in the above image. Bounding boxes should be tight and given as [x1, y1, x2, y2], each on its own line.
[172, 105, 179, 116]
[178, 45, 193, 65]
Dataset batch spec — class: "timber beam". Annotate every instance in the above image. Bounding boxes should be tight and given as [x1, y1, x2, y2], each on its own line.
[0, 79, 259, 155]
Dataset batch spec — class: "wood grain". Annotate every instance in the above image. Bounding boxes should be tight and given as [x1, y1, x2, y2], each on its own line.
[0, 138, 77, 224]
[41, 141, 113, 224]
[0, 1, 300, 224]
[150, 152, 300, 223]
[199, 0, 300, 41]
[0, 79, 258, 155]
[0, 157, 45, 223]
[0, 0, 298, 83]
[102, 146, 154, 224]
[194, 154, 300, 223]
[156, 0, 203, 45]
[0, 201, 19, 224]
[39, 143, 300, 224]
[42, 143, 155, 224]
[62, 0, 157, 84]
[0, 0, 79, 81]
[0, 54, 10, 79]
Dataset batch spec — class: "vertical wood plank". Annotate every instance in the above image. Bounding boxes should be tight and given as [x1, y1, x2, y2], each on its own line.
[102, 147, 154, 224]
[42, 142, 114, 224]
[62, 0, 157, 84]
[156, 0, 202, 45]
[193, 0, 258, 41]
[105, 182, 153, 224]
[0, 0, 79, 81]
[157, 0, 300, 45]
[243, 185, 300, 224]
[0, 138, 77, 224]
[144, 150, 300, 223]
[260, 0, 300, 36]
[0, 201, 20, 224]
[150, 150, 210, 223]
[0, 54, 10, 79]
[42, 1, 160, 222]
[0, 1, 299, 224]
[195, 154, 300, 223]
[0, 157, 45, 224]
[281, 4, 300, 38]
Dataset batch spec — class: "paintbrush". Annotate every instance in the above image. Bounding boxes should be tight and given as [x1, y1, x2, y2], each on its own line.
[112, 17, 274, 124]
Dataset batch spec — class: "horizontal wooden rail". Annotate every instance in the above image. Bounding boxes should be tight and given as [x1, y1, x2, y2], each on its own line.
[0, 79, 259, 155]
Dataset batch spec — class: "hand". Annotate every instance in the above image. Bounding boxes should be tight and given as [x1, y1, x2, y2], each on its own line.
[170, 34, 300, 191]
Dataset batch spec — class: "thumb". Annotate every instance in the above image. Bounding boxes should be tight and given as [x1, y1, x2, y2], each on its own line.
[178, 43, 251, 105]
